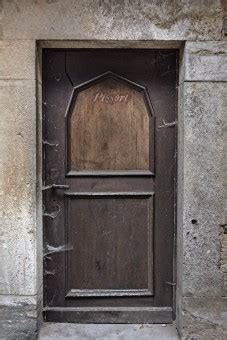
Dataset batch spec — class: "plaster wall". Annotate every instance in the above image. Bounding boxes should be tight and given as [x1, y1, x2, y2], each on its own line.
[0, 1, 226, 339]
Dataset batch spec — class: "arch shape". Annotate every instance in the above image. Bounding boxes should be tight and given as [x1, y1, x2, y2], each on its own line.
[66, 72, 154, 173]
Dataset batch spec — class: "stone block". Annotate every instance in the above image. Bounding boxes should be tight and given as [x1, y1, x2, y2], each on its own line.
[181, 297, 227, 340]
[1, 0, 223, 41]
[0, 304, 38, 340]
[183, 41, 227, 81]
[0, 40, 36, 80]
[0, 80, 36, 295]
[179, 82, 226, 297]
[39, 323, 179, 339]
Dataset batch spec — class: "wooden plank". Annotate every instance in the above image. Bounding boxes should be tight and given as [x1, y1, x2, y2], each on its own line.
[44, 307, 173, 324]
[42, 49, 73, 307]
[66, 196, 153, 296]
[65, 191, 154, 196]
[66, 170, 154, 177]
[68, 76, 153, 172]
[66, 289, 153, 297]
[224, 0, 227, 35]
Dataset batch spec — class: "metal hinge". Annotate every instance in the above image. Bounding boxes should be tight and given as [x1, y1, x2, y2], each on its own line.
[166, 282, 176, 286]
[42, 184, 69, 191]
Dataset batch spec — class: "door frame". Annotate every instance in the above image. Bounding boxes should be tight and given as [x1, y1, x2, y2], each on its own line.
[37, 41, 179, 324]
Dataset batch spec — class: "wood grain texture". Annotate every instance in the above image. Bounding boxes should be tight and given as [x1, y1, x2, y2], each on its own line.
[44, 307, 173, 324]
[66, 196, 153, 296]
[43, 49, 177, 322]
[69, 78, 151, 171]
[224, 0, 227, 35]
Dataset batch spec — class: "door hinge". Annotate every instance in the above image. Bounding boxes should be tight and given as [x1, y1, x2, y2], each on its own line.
[166, 281, 176, 286]
[42, 184, 69, 191]
[158, 120, 178, 128]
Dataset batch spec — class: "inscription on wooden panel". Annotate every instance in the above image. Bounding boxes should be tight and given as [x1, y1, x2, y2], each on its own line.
[68, 77, 151, 171]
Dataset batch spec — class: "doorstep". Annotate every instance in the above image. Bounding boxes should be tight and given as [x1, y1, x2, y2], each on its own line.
[38, 322, 179, 339]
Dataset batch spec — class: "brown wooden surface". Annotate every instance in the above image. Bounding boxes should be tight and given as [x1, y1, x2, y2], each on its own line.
[44, 307, 173, 324]
[224, 0, 227, 35]
[224, 0, 227, 14]
[66, 195, 153, 296]
[43, 49, 177, 323]
[69, 77, 151, 171]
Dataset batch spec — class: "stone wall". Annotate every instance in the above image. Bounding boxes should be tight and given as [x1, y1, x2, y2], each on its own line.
[0, 39, 39, 339]
[0, 1, 226, 339]
[0, 0, 223, 41]
[222, 0, 227, 291]
[178, 41, 227, 339]
[221, 59, 227, 291]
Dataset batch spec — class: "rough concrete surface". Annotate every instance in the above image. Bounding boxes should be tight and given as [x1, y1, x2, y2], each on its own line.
[182, 41, 227, 81]
[181, 297, 227, 340]
[1, 0, 223, 41]
[222, 84, 227, 294]
[39, 323, 179, 340]
[0, 40, 36, 80]
[180, 82, 225, 298]
[0, 304, 38, 340]
[0, 39, 37, 297]
[0, 80, 37, 296]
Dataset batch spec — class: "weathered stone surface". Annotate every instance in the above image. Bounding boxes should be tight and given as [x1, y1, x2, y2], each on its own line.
[1, 0, 223, 41]
[220, 231, 227, 295]
[179, 82, 226, 297]
[183, 41, 227, 81]
[0, 39, 38, 299]
[39, 323, 179, 340]
[0, 304, 38, 340]
[0, 40, 35, 80]
[181, 297, 227, 339]
[222, 85, 227, 296]
[39, 40, 182, 49]
[0, 80, 36, 295]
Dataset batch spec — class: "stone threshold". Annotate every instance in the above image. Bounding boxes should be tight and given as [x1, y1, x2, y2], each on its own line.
[38, 322, 179, 339]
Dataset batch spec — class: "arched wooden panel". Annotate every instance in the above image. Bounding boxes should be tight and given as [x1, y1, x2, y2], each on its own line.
[67, 73, 153, 173]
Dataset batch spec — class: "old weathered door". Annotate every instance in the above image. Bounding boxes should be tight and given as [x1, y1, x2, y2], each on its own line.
[43, 49, 177, 323]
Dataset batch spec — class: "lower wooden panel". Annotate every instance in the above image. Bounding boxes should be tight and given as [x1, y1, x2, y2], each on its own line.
[66, 194, 153, 297]
[44, 307, 173, 324]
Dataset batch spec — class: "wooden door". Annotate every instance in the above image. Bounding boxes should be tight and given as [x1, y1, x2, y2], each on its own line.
[43, 49, 177, 323]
